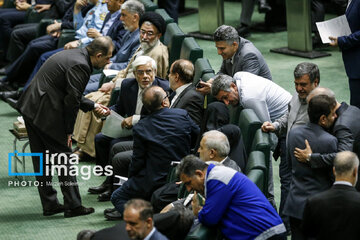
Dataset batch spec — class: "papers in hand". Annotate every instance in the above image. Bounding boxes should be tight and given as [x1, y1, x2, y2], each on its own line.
[316, 15, 352, 44]
[103, 69, 119, 77]
[101, 110, 132, 138]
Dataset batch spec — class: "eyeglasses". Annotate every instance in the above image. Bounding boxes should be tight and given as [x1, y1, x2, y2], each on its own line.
[136, 69, 153, 76]
[163, 91, 170, 100]
[140, 29, 156, 37]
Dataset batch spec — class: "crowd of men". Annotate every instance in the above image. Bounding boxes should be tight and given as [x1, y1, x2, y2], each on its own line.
[1, 0, 360, 239]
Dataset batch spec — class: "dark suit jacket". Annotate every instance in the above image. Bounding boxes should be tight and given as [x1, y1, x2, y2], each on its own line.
[126, 108, 199, 197]
[219, 37, 272, 80]
[171, 84, 204, 126]
[338, 0, 360, 79]
[283, 123, 338, 219]
[302, 184, 360, 239]
[311, 102, 360, 169]
[110, 77, 170, 117]
[101, 11, 126, 53]
[17, 48, 94, 144]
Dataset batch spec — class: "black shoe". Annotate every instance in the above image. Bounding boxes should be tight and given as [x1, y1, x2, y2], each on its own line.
[0, 81, 13, 91]
[236, 25, 251, 38]
[105, 210, 122, 221]
[258, 0, 272, 13]
[98, 190, 112, 202]
[0, 90, 21, 101]
[64, 206, 95, 218]
[6, 97, 18, 109]
[88, 182, 110, 194]
[77, 230, 95, 240]
[0, 67, 6, 75]
[104, 207, 117, 215]
[43, 204, 65, 216]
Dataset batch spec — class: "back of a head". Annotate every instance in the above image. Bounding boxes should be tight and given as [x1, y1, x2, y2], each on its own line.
[203, 130, 230, 158]
[211, 74, 235, 97]
[86, 36, 114, 56]
[121, 0, 145, 18]
[294, 62, 320, 84]
[213, 25, 240, 45]
[308, 94, 336, 123]
[307, 87, 336, 103]
[171, 59, 194, 84]
[334, 151, 359, 179]
[176, 155, 208, 177]
[124, 199, 153, 221]
[142, 85, 165, 113]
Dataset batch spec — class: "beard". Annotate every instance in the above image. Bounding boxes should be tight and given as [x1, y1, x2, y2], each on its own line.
[140, 38, 158, 51]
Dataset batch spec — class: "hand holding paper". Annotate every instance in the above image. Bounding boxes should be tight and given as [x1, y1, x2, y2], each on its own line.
[316, 15, 351, 44]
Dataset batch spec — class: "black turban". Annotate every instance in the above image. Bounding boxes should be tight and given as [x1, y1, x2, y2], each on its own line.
[139, 12, 166, 35]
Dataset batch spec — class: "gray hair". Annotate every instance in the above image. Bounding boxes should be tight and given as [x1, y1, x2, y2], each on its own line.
[86, 36, 113, 56]
[211, 74, 236, 97]
[294, 62, 320, 84]
[176, 155, 208, 177]
[124, 199, 153, 221]
[121, 0, 145, 18]
[202, 130, 230, 157]
[307, 87, 336, 103]
[213, 25, 240, 45]
[334, 151, 359, 177]
[132, 55, 157, 72]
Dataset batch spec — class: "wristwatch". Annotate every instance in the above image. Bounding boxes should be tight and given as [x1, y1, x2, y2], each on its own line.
[306, 153, 311, 162]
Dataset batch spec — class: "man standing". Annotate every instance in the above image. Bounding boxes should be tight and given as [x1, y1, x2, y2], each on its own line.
[283, 94, 338, 239]
[109, 86, 199, 220]
[177, 155, 286, 240]
[302, 151, 360, 239]
[168, 59, 204, 126]
[16, 36, 113, 217]
[261, 62, 320, 229]
[329, 0, 360, 108]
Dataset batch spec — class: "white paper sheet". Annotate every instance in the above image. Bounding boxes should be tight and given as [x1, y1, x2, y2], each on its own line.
[316, 15, 352, 44]
[103, 69, 119, 77]
[101, 110, 132, 138]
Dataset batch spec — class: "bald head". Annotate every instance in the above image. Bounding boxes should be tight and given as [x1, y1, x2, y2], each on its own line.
[142, 86, 169, 113]
[334, 151, 359, 186]
[307, 87, 336, 103]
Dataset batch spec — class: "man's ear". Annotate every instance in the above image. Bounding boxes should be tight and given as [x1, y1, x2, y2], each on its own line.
[209, 149, 216, 159]
[319, 114, 326, 126]
[314, 78, 319, 87]
[146, 217, 153, 228]
[96, 52, 102, 59]
[232, 41, 239, 48]
[195, 169, 204, 179]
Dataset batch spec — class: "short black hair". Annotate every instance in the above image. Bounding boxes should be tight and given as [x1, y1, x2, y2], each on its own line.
[86, 36, 113, 56]
[124, 199, 153, 221]
[176, 155, 207, 177]
[308, 94, 336, 123]
[171, 59, 194, 84]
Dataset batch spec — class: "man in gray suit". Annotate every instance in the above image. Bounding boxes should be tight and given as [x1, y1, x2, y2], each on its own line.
[261, 62, 320, 230]
[283, 94, 338, 239]
[168, 59, 204, 126]
[16, 36, 114, 218]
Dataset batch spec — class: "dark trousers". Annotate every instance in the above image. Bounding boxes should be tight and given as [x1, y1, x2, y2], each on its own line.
[7, 23, 38, 62]
[290, 217, 306, 240]
[6, 35, 58, 85]
[311, 0, 325, 33]
[278, 137, 291, 228]
[24, 118, 82, 211]
[94, 132, 132, 168]
[349, 78, 360, 109]
[110, 141, 133, 178]
[158, 0, 180, 23]
[0, 9, 26, 55]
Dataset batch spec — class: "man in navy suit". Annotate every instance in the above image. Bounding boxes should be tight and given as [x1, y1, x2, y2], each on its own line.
[284, 94, 338, 239]
[329, 0, 360, 108]
[107, 85, 199, 220]
[302, 151, 360, 239]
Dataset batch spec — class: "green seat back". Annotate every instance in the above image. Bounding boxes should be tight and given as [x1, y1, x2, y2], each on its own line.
[185, 224, 222, 240]
[109, 87, 120, 106]
[193, 58, 215, 85]
[98, 74, 116, 89]
[25, 6, 47, 23]
[163, 23, 185, 67]
[238, 109, 262, 155]
[57, 29, 76, 48]
[247, 169, 265, 193]
[251, 129, 271, 169]
[228, 105, 244, 125]
[138, 0, 158, 11]
[155, 9, 174, 43]
[3, 0, 15, 8]
[245, 151, 267, 174]
[180, 37, 203, 65]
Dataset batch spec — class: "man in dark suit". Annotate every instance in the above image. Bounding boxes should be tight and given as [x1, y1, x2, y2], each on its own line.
[302, 151, 360, 239]
[294, 87, 360, 189]
[283, 94, 338, 239]
[168, 59, 204, 126]
[108, 85, 199, 220]
[16, 36, 114, 217]
[329, 0, 360, 108]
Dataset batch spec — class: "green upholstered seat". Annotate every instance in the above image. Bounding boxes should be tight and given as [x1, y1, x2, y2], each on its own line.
[180, 37, 203, 65]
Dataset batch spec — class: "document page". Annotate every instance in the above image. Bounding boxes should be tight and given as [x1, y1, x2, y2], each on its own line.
[316, 15, 352, 44]
[101, 110, 132, 138]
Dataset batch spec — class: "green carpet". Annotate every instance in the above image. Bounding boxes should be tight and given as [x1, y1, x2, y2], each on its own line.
[0, 1, 350, 239]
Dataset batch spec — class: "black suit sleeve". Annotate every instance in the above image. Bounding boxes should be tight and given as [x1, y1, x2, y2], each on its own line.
[128, 126, 146, 178]
[302, 198, 317, 238]
[63, 64, 90, 134]
[182, 93, 204, 126]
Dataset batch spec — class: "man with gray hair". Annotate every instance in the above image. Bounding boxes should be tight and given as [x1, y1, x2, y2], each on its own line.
[198, 130, 241, 172]
[261, 62, 320, 230]
[302, 151, 360, 239]
[294, 87, 360, 190]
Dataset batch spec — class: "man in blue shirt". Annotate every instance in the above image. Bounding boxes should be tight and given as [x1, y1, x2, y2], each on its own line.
[178, 155, 286, 240]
